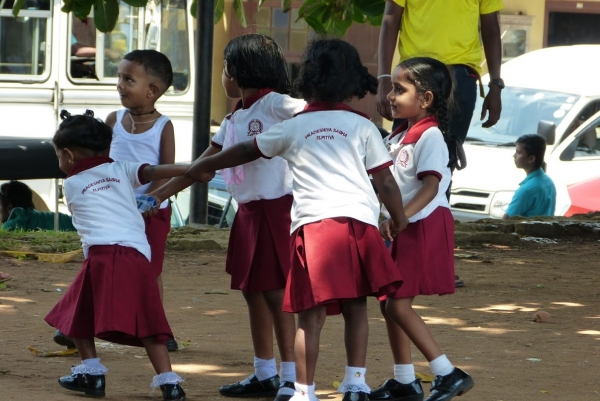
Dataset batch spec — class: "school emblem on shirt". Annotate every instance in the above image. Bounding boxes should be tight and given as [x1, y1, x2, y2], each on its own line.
[247, 119, 263, 136]
[398, 149, 409, 168]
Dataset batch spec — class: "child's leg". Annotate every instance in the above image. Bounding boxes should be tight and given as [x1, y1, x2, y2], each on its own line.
[337, 298, 370, 396]
[264, 288, 297, 398]
[379, 300, 412, 364]
[295, 305, 326, 386]
[385, 297, 442, 362]
[243, 290, 275, 361]
[141, 336, 186, 399]
[73, 337, 97, 360]
[58, 338, 107, 397]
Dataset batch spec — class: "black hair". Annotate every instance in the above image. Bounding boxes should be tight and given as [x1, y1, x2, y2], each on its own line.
[397, 57, 463, 169]
[0, 181, 35, 210]
[295, 38, 377, 104]
[53, 110, 113, 153]
[224, 33, 290, 93]
[123, 49, 173, 90]
[517, 134, 547, 170]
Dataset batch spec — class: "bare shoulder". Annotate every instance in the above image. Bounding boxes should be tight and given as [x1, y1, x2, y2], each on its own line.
[105, 111, 118, 127]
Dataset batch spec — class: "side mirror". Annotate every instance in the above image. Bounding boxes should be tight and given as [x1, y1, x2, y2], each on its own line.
[537, 120, 556, 145]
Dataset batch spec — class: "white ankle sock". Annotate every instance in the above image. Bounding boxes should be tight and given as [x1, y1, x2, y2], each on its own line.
[290, 383, 318, 401]
[254, 357, 278, 381]
[429, 355, 454, 377]
[71, 358, 108, 375]
[279, 361, 296, 383]
[394, 364, 416, 384]
[277, 361, 296, 396]
[151, 371, 184, 388]
[338, 366, 370, 393]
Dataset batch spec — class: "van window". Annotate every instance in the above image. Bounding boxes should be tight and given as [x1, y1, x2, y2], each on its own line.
[561, 116, 600, 161]
[467, 88, 579, 144]
[68, 0, 189, 93]
[0, 0, 51, 80]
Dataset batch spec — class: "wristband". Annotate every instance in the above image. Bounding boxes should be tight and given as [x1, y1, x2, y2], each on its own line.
[377, 74, 392, 80]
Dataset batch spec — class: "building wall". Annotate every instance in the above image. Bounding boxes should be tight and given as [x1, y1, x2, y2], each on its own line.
[503, 0, 545, 51]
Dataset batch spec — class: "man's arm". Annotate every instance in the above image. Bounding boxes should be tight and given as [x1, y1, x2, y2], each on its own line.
[480, 12, 502, 128]
[377, 1, 404, 121]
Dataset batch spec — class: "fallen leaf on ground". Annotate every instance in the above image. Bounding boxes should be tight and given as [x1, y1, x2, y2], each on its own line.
[28, 346, 78, 357]
[416, 372, 434, 383]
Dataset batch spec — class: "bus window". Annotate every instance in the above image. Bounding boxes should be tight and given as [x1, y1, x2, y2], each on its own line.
[70, 4, 139, 81]
[0, 0, 51, 79]
[156, 0, 190, 94]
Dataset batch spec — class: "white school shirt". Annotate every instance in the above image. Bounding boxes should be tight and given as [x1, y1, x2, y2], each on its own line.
[64, 156, 151, 260]
[109, 108, 170, 208]
[254, 103, 393, 234]
[382, 116, 451, 223]
[211, 90, 306, 204]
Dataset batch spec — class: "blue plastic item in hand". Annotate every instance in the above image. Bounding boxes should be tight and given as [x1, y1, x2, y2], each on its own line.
[136, 195, 159, 213]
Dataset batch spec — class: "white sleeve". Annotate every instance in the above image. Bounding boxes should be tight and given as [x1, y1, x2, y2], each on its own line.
[254, 121, 289, 159]
[269, 94, 307, 121]
[413, 128, 449, 180]
[210, 118, 229, 148]
[364, 122, 393, 173]
[120, 160, 147, 188]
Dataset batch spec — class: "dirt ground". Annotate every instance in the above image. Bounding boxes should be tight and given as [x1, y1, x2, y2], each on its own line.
[1, 238, 600, 401]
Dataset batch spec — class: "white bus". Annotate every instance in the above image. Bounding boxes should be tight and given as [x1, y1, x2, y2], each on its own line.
[0, 0, 196, 213]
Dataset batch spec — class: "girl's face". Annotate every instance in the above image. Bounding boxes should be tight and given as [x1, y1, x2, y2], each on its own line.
[54, 146, 72, 175]
[387, 67, 431, 124]
[116, 59, 154, 109]
[221, 62, 241, 99]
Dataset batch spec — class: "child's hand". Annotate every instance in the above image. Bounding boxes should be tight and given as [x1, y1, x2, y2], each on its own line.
[392, 214, 409, 235]
[379, 219, 395, 241]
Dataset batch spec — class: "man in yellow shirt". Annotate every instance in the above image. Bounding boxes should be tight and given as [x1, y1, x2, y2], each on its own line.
[377, 0, 503, 140]
[374, 3, 503, 400]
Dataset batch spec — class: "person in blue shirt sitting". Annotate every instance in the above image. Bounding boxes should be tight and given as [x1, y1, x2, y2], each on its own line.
[503, 134, 556, 219]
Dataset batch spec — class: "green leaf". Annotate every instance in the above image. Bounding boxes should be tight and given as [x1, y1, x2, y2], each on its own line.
[190, 0, 196, 18]
[233, 0, 247, 28]
[366, 13, 383, 26]
[353, 0, 385, 18]
[94, 0, 119, 33]
[304, 15, 326, 36]
[72, 0, 93, 20]
[11, 0, 25, 17]
[214, 0, 224, 23]
[122, 0, 148, 8]
[282, 0, 292, 13]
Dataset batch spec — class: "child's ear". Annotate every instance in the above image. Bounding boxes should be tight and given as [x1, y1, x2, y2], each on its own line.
[148, 83, 161, 98]
[421, 91, 434, 109]
[65, 148, 76, 164]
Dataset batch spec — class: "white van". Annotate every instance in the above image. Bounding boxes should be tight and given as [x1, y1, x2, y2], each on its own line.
[0, 0, 196, 213]
[450, 45, 600, 221]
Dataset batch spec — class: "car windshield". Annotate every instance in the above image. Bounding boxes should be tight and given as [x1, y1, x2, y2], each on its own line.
[466, 87, 580, 144]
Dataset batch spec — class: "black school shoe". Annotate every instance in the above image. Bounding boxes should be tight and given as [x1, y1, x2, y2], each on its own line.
[369, 378, 424, 401]
[342, 391, 370, 401]
[53, 330, 76, 349]
[425, 368, 474, 401]
[219, 374, 280, 398]
[273, 380, 295, 401]
[167, 338, 179, 352]
[58, 373, 106, 397]
[160, 383, 186, 400]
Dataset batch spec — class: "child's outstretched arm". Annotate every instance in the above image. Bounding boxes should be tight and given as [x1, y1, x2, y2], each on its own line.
[372, 168, 409, 240]
[148, 145, 221, 204]
[141, 163, 191, 184]
[185, 140, 260, 181]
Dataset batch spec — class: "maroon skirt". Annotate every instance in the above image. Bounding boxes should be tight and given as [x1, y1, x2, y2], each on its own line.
[45, 245, 173, 347]
[144, 205, 171, 277]
[386, 206, 455, 299]
[283, 217, 403, 315]
[226, 195, 293, 293]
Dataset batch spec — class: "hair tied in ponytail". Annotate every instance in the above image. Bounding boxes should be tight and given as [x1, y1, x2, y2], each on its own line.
[60, 110, 72, 121]
[84, 110, 95, 117]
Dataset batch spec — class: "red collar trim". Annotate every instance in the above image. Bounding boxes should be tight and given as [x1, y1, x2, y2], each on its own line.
[67, 156, 113, 177]
[389, 115, 438, 144]
[226, 88, 276, 120]
[294, 102, 370, 120]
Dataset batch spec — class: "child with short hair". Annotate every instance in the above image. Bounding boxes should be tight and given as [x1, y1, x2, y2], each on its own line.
[150, 33, 305, 401]
[502, 134, 556, 219]
[105, 49, 178, 350]
[370, 57, 473, 401]
[180, 38, 408, 401]
[44, 110, 188, 401]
